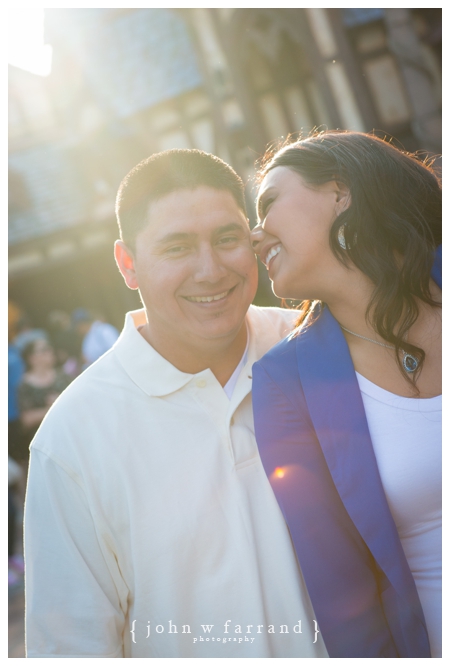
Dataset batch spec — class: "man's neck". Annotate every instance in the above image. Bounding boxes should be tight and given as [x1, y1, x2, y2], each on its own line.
[138, 320, 248, 387]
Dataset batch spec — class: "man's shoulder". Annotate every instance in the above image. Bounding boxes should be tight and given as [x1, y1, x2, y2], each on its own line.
[247, 304, 298, 330]
[34, 349, 126, 428]
[29, 348, 132, 467]
[246, 304, 298, 362]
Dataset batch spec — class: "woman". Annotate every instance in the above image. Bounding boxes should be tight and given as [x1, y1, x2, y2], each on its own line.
[18, 338, 72, 459]
[250, 131, 441, 658]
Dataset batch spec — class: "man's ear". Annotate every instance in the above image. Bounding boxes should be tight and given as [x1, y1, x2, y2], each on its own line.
[334, 181, 351, 215]
[114, 240, 139, 290]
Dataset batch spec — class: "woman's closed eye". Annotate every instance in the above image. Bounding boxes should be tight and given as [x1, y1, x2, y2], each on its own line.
[258, 196, 275, 221]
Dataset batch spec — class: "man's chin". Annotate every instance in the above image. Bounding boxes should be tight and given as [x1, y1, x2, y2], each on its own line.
[186, 312, 248, 342]
[193, 322, 245, 342]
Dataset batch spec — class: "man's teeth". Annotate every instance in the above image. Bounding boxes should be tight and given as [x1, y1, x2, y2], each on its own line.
[185, 290, 230, 303]
[265, 245, 281, 265]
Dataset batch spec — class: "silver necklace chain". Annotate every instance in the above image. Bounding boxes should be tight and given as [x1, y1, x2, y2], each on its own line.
[339, 325, 420, 374]
[340, 325, 396, 350]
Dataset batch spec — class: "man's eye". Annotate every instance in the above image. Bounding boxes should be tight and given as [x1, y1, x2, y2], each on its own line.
[217, 236, 239, 245]
[166, 245, 189, 254]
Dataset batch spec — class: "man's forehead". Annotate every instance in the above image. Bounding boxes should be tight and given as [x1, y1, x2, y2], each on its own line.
[143, 186, 248, 237]
[148, 185, 243, 212]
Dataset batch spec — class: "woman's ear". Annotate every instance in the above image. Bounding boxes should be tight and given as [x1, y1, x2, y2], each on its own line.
[114, 240, 139, 290]
[334, 182, 351, 215]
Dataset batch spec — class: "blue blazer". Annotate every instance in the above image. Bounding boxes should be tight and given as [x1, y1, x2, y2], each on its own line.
[252, 251, 441, 658]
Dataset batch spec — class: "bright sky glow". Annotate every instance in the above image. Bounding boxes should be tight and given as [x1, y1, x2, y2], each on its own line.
[8, 7, 52, 76]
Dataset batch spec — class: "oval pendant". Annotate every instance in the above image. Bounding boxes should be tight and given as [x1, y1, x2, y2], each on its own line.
[403, 352, 419, 373]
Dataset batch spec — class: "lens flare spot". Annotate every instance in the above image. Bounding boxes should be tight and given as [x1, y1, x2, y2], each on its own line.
[274, 467, 285, 479]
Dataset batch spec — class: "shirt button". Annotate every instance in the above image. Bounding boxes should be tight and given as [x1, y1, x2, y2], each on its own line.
[196, 378, 207, 388]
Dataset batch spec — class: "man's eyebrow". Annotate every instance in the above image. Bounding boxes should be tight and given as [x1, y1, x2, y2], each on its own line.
[155, 232, 196, 246]
[213, 223, 246, 236]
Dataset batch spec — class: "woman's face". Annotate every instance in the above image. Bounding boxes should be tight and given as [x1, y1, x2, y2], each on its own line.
[252, 166, 349, 300]
[28, 340, 55, 370]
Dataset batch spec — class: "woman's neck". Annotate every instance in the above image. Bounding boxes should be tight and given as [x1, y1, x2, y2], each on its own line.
[325, 275, 441, 398]
[323, 270, 376, 338]
[326, 274, 441, 342]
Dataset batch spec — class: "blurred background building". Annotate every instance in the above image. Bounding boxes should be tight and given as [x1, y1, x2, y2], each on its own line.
[9, 8, 442, 329]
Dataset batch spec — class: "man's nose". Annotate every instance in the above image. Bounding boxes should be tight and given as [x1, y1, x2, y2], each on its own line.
[193, 246, 228, 282]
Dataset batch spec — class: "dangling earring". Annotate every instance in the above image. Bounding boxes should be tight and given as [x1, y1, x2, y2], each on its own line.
[338, 225, 347, 250]
[338, 224, 356, 250]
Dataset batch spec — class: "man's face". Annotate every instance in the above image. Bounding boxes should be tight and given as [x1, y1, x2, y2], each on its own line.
[118, 187, 258, 349]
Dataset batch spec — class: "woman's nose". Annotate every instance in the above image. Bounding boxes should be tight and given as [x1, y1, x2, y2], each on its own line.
[251, 223, 266, 249]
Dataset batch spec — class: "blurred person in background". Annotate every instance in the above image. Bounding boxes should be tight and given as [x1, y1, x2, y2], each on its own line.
[13, 311, 48, 353]
[8, 302, 25, 464]
[47, 309, 82, 377]
[18, 339, 72, 458]
[8, 303, 26, 588]
[8, 456, 24, 588]
[72, 307, 119, 367]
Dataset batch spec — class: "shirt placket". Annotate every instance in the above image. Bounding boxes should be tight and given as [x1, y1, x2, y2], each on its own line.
[188, 370, 236, 462]
[227, 363, 256, 468]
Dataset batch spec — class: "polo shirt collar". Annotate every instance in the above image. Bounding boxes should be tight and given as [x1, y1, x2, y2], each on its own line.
[114, 306, 284, 399]
[114, 310, 196, 397]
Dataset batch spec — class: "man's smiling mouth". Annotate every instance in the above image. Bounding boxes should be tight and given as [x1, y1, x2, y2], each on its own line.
[183, 287, 235, 303]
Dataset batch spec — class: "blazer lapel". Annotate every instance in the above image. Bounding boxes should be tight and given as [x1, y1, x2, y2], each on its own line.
[295, 306, 426, 626]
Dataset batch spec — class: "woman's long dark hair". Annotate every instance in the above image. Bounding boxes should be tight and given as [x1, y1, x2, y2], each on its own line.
[257, 131, 441, 383]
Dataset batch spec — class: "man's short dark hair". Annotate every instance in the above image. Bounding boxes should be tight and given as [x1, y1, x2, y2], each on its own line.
[115, 149, 247, 248]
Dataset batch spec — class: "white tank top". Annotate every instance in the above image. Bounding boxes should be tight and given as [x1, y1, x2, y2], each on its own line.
[356, 372, 442, 657]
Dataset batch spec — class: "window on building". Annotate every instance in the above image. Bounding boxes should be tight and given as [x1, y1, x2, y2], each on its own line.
[244, 20, 333, 144]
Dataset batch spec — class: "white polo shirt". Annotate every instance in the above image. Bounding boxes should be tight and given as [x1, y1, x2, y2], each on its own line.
[24, 306, 328, 658]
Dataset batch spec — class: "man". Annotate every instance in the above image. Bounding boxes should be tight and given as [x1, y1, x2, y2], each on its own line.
[25, 150, 328, 658]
